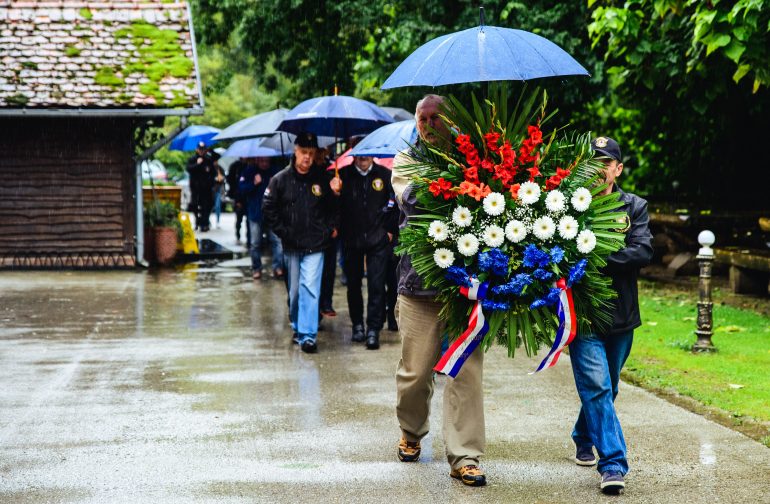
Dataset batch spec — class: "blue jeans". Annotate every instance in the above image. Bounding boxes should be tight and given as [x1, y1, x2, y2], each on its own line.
[285, 251, 324, 344]
[570, 331, 634, 475]
[248, 219, 284, 272]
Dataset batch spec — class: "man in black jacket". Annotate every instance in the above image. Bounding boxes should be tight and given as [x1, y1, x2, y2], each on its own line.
[569, 136, 653, 495]
[329, 155, 395, 350]
[262, 132, 338, 353]
[186, 141, 219, 231]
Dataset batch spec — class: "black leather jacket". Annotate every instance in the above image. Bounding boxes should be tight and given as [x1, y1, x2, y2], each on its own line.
[262, 160, 338, 254]
[337, 162, 395, 250]
[603, 185, 654, 335]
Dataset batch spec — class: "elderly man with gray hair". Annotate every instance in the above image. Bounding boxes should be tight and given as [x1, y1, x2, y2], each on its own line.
[390, 95, 487, 487]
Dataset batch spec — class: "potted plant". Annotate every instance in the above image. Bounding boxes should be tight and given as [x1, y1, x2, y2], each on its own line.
[144, 200, 183, 266]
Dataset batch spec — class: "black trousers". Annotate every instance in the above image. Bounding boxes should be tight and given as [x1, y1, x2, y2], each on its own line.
[320, 239, 338, 310]
[344, 238, 389, 331]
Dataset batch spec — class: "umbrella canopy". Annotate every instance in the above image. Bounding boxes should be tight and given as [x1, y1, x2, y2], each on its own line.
[212, 109, 289, 141]
[169, 125, 221, 151]
[278, 95, 394, 138]
[382, 106, 414, 121]
[327, 148, 394, 171]
[381, 18, 588, 89]
[349, 120, 417, 158]
[222, 138, 284, 158]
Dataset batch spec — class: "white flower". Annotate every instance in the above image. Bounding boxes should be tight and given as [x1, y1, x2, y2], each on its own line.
[482, 225, 505, 247]
[557, 215, 579, 240]
[519, 181, 541, 205]
[505, 220, 527, 243]
[428, 220, 448, 241]
[576, 229, 597, 254]
[532, 216, 556, 240]
[482, 192, 506, 216]
[571, 187, 592, 212]
[452, 206, 472, 227]
[433, 248, 455, 269]
[545, 189, 566, 213]
[457, 233, 479, 256]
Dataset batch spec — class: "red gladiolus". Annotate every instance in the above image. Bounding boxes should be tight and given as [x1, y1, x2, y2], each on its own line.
[464, 166, 480, 184]
[428, 181, 442, 197]
[481, 159, 494, 172]
[556, 167, 571, 179]
[527, 166, 541, 180]
[528, 125, 543, 145]
[509, 183, 521, 199]
[484, 132, 501, 153]
[545, 175, 562, 191]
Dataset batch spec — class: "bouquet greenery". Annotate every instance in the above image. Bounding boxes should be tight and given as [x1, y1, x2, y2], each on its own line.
[396, 85, 629, 372]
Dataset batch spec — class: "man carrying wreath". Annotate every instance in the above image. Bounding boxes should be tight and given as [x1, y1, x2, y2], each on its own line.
[391, 94, 487, 487]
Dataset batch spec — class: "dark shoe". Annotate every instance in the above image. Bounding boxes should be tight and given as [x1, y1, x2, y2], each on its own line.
[397, 437, 421, 462]
[575, 445, 597, 466]
[365, 329, 380, 350]
[450, 465, 486, 487]
[600, 471, 625, 495]
[292, 333, 300, 345]
[300, 340, 317, 354]
[252, 270, 262, 280]
[387, 314, 398, 332]
[320, 307, 337, 317]
[351, 324, 365, 343]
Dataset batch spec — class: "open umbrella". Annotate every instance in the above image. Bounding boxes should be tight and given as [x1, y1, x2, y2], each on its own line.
[382, 106, 415, 121]
[349, 120, 416, 158]
[169, 125, 221, 151]
[278, 95, 394, 139]
[212, 109, 288, 142]
[222, 138, 284, 158]
[381, 8, 588, 89]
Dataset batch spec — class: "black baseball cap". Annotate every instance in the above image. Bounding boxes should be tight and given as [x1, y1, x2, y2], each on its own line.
[591, 136, 622, 161]
[294, 131, 318, 149]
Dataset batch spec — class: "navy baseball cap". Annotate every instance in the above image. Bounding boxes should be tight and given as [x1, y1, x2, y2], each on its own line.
[294, 131, 318, 149]
[591, 136, 622, 161]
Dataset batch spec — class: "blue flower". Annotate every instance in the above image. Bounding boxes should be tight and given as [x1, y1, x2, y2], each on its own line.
[491, 273, 533, 296]
[523, 244, 551, 269]
[533, 268, 554, 281]
[445, 266, 472, 287]
[529, 287, 563, 310]
[567, 259, 588, 287]
[482, 299, 510, 311]
[478, 248, 510, 277]
[550, 246, 565, 264]
[530, 299, 547, 309]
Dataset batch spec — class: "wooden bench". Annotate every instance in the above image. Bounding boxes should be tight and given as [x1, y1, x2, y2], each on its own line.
[714, 247, 770, 295]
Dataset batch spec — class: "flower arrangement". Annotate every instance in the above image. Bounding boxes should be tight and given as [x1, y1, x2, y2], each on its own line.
[396, 86, 629, 374]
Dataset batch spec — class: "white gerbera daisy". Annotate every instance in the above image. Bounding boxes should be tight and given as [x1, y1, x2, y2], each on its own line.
[505, 220, 527, 243]
[571, 187, 592, 212]
[557, 215, 579, 240]
[532, 216, 556, 240]
[545, 189, 566, 213]
[519, 181, 541, 205]
[452, 206, 472, 227]
[576, 229, 597, 254]
[482, 225, 505, 247]
[428, 220, 448, 241]
[482, 192, 506, 216]
[433, 248, 455, 269]
[457, 233, 479, 257]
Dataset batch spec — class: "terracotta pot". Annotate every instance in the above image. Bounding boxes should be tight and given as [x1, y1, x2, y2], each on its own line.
[152, 226, 178, 266]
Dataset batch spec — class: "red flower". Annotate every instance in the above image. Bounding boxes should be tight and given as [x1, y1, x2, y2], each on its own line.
[528, 125, 543, 145]
[527, 166, 541, 180]
[484, 132, 501, 152]
[464, 166, 480, 184]
[556, 167, 571, 179]
[437, 177, 452, 191]
[481, 159, 494, 172]
[545, 175, 562, 191]
[509, 183, 521, 199]
[428, 181, 442, 197]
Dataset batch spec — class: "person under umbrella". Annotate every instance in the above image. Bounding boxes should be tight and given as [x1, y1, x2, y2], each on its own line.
[186, 141, 220, 232]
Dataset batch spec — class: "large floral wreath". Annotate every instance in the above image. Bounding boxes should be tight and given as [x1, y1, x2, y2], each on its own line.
[396, 86, 628, 375]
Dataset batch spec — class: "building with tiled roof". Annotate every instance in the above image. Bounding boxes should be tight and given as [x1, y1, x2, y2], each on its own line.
[0, 1, 204, 269]
[0, 0, 203, 112]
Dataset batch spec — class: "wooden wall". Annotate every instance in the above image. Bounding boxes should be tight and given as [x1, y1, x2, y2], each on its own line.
[0, 117, 136, 268]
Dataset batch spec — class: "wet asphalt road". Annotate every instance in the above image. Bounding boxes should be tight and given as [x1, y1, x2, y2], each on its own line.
[0, 265, 768, 504]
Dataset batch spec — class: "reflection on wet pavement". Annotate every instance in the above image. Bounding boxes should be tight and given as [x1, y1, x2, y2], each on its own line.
[0, 268, 768, 503]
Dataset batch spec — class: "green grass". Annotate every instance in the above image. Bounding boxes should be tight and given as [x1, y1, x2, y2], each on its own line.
[626, 281, 770, 430]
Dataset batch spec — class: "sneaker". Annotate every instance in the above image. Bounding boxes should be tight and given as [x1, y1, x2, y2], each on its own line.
[397, 437, 421, 462]
[575, 445, 597, 466]
[600, 471, 625, 495]
[365, 329, 380, 350]
[300, 340, 318, 354]
[292, 333, 300, 345]
[351, 324, 365, 343]
[450, 465, 486, 487]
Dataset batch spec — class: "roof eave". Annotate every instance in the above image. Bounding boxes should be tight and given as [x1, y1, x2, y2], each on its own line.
[0, 107, 205, 117]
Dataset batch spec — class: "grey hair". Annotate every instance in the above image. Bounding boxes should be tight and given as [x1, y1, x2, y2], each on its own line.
[415, 94, 445, 114]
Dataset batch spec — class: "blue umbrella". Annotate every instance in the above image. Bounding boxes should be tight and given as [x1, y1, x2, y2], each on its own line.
[381, 9, 588, 89]
[222, 138, 284, 158]
[212, 109, 289, 141]
[169, 125, 221, 151]
[278, 95, 394, 138]
[349, 120, 417, 158]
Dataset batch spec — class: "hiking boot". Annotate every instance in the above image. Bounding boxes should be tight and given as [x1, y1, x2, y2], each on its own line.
[300, 340, 317, 354]
[351, 324, 365, 343]
[600, 471, 625, 495]
[450, 465, 486, 487]
[575, 445, 597, 466]
[365, 329, 380, 350]
[397, 437, 421, 462]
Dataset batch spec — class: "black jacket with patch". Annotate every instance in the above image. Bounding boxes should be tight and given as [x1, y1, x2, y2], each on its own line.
[336, 163, 396, 250]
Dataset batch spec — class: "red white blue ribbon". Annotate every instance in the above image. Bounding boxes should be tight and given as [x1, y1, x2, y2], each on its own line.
[531, 277, 576, 373]
[434, 278, 489, 378]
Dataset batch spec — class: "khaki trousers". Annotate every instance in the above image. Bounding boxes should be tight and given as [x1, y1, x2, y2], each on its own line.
[395, 295, 485, 469]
